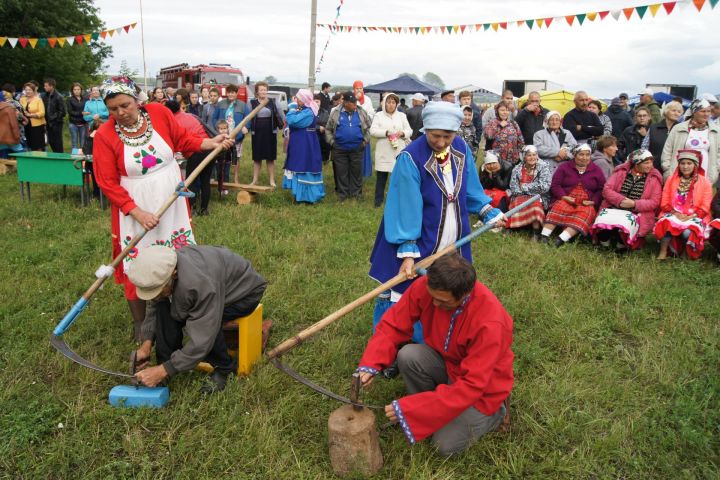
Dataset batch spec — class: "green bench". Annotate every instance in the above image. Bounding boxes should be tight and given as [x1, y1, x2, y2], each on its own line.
[10, 151, 99, 206]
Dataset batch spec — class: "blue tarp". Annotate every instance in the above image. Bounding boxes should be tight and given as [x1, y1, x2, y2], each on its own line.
[628, 92, 691, 108]
[363, 75, 441, 95]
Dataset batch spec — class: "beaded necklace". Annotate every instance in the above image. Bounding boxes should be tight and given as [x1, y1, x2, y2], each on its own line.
[115, 109, 153, 147]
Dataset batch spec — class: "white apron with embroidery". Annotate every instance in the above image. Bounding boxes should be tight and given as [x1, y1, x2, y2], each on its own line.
[118, 128, 195, 272]
[592, 208, 640, 246]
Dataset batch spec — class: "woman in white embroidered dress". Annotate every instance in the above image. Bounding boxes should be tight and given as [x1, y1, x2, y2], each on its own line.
[93, 77, 233, 341]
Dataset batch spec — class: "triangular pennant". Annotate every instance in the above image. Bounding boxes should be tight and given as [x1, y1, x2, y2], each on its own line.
[28, 38, 38, 48]
[636, 5, 649, 18]
[19, 38, 29, 48]
[440, 26, 446, 33]
[475, 23, 482, 31]
[710, 0, 719, 8]
[453, 25, 459, 33]
[598, 10, 610, 20]
[0, 37, 6, 47]
[565, 15, 575, 26]
[48, 37, 57, 48]
[131, 22, 137, 28]
[91, 32, 100, 41]
[446, 25, 453, 33]
[415, 26, 421, 33]
[517, 20, 524, 27]
[577, 13, 586, 24]
[115, 28, 122, 35]
[623, 7, 634, 19]
[100, 30, 108, 39]
[492, 23, 499, 31]
[38, 38, 48, 48]
[611, 10, 622, 20]
[8, 38, 18, 48]
[84, 34, 91, 43]
[544, 17, 553, 27]
[535, 19, 543, 28]
[460, 25, 466, 33]
[75, 35, 83, 44]
[663, 2, 676, 14]
[693, 0, 706, 11]
[525, 19, 534, 29]
[108, 28, 115, 37]
[483, 23, 490, 31]
[500, 22, 508, 29]
[649, 3, 661, 16]
[57, 37, 66, 46]
[432, 26, 439, 33]
[587, 12, 597, 21]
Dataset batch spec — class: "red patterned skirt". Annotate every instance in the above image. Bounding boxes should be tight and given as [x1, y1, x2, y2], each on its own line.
[507, 194, 545, 228]
[545, 185, 597, 235]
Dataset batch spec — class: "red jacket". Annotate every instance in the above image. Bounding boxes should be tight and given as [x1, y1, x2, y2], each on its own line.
[600, 163, 663, 237]
[358, 276, 514, 443]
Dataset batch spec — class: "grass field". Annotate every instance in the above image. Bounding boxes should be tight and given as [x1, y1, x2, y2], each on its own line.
[0, 140, 719, 479]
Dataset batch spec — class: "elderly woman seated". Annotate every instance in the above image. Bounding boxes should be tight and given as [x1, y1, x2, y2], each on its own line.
[591, 149, 663, 252]
[506, 145, 552, 240]
[479, 150, 513, 212]
[654, 149, 713, 260]
[540, 144, 606, 247]
[534, 110, 577, 172]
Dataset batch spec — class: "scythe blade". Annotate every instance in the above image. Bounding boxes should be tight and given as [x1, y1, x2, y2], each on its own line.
[50, 335, 136, 380]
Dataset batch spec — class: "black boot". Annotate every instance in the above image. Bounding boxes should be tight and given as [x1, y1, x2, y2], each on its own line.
[554, 237, 565, 248]
[200, 370, 230, 394]
[382, 361, 400, 379]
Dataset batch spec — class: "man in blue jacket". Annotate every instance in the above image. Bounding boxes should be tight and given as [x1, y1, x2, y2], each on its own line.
[324, 92, 371, 200]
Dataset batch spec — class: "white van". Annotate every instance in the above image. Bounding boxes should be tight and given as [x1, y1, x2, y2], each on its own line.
[267, 91, 288, 113]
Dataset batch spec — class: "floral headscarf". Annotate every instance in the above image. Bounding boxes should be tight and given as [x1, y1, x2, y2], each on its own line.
[684, 98, 710, 120]
[628, 149, 653, 167]
[100, 76, 138, 101]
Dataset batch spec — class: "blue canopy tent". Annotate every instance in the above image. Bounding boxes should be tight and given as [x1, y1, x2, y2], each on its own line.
[363, 75, 441, 96]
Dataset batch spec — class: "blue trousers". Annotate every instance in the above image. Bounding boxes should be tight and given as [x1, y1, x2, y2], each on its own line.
[373, 294, 424, 344]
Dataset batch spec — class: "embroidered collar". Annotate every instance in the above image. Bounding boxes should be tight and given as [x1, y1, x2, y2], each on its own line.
[443, 294, 471, 352]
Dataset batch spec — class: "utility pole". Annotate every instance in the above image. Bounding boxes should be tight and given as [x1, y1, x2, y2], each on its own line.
[139, 0, 148, 92]
[308, 0, 317, 91]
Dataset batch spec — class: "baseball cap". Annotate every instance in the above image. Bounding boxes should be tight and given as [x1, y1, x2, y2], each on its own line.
[127, 246, 178, 300]
[343, 91, 357, 103]
[411, 92, 427, 102]
[618, 92, 629, 99]
[638, 88, 654, 96]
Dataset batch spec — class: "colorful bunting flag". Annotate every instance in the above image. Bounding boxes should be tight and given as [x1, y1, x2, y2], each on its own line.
[0, 37, 6, 47]
[312, 2, 712, 35]
[0, 23, 136, 48]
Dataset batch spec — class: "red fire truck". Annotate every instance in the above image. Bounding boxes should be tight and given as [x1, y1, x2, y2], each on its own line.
[156, 63, 249, 101]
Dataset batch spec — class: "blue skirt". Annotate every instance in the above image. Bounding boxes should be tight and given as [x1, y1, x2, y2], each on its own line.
[362, 143, 372, 177]
[282, 170, 325, 204]
[373, 294, 424, 344]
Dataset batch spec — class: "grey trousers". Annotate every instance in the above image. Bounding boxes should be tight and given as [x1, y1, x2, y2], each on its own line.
[397, 343, 505, 456]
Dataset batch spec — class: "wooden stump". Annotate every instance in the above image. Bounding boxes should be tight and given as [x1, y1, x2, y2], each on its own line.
[328, 405, 383, 477]
[0, 159, 17, 175]
[236, 191, 253, 204]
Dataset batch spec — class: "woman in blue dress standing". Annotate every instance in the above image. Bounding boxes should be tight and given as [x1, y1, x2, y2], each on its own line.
[282, 89, 326, 203]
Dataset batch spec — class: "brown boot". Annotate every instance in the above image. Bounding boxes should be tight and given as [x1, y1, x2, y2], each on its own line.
[496, 396, 511, 433]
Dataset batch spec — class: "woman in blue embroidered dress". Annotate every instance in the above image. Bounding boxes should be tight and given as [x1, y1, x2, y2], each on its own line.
[282, 89, 325, 203]
[368, 102, 505, 369]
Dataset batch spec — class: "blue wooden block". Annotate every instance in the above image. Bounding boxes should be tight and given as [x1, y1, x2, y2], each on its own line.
[109, 385, 169, 408]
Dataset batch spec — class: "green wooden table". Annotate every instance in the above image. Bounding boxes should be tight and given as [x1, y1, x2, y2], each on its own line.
[10, 151, 88, 205]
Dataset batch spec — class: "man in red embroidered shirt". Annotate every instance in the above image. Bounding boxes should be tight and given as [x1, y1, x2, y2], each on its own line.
[357, 253, 514, 456]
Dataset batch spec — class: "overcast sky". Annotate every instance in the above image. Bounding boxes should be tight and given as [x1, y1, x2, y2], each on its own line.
[94, 0, 719, 97]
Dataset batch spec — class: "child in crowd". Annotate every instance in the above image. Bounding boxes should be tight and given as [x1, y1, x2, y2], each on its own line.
[215, 119, 237, 195]
[458, 106, 479, 154]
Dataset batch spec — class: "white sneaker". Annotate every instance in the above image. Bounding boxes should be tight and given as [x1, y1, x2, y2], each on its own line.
[221, 190, 229, 196]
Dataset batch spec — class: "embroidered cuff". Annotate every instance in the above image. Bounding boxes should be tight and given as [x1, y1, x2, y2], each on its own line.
[480, 207, 502, 224]
[478, 203, 492, 218]
[356, 366, 379, 376]
[392, 400, 416, 445]
[397, 241, 421, 259]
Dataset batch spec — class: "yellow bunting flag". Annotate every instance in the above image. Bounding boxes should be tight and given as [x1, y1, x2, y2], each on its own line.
[649, 3, 661, 16]
[28, 38, 38, 48]
[0, 37, 6, 47]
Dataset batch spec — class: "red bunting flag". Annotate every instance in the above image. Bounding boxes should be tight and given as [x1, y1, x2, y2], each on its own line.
[19, 38, 28, 48]
[75, 35, 84, 44]
[48, 38, 57, 48]
[500, 22, 507, 29]
[565, 15, 575, 26]
[598, 10, 610, 20]
[663, 2, 676, 14]
[124, 24, 131, 33]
